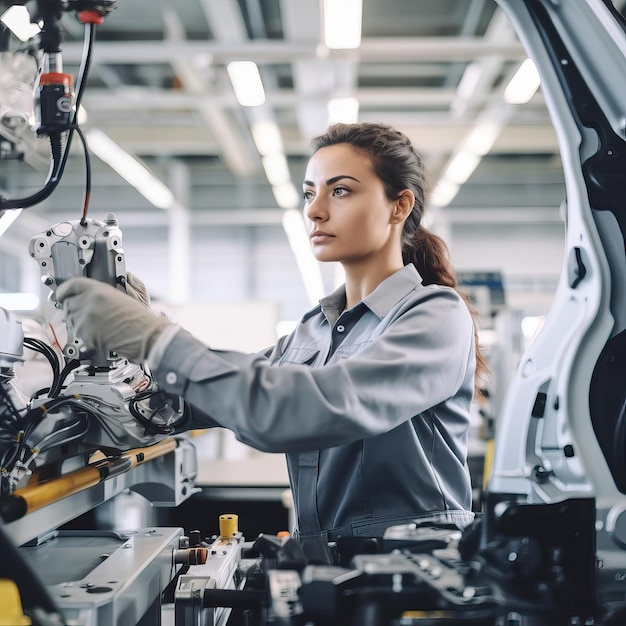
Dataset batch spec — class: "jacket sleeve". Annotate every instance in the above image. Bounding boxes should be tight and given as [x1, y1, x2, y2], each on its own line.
[151, 288, 475, 453]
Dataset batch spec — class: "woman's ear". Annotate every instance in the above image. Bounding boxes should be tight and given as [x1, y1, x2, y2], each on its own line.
[390, 190, 415, 224]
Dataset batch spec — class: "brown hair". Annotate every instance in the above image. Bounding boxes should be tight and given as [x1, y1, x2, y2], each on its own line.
[311, 122, 489, 387]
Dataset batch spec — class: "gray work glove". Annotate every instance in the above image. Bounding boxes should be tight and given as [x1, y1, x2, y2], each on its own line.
[124, 271, 151, 308]
[56, 277, 172, 363]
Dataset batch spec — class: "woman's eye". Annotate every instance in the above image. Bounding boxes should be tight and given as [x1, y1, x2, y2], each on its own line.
[302, 190, 314, 201]
[332, 186, 348, 197]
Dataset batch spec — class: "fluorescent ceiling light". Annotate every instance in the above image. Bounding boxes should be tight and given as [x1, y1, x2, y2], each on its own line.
[282, 209, 325, 305]
[431, 113, 505, 209]
[262, 154, 291, 186]
[86, 129, 175, 210]
[430, 179, 460, 208]
[454, 63, 482, 102]
[251, 120, 283, 156]
[227, 61, 266, 107]
[463, 121, 501, 156]
[0, 208, 22, 238]
[272, 182, 300, 210]
[0, 292, 39, 311]
[1, 6, 40, 41]
[445, 150, 481, 185]
[323, 0, 362, 49]
[504, 58, 541, 104]
[328, 97, 359, 124]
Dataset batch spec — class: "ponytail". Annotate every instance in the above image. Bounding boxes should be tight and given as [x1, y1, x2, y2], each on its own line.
[402, 216, 490, 389]
[401, 219, 456, 288]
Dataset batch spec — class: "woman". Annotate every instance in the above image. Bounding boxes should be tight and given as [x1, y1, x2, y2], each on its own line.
[57, 122, 487, 540]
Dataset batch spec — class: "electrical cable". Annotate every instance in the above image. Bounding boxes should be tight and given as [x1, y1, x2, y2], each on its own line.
[129, 390, 176, 435]
[73, 22, 96, 225]
[11, 416, 89, 489]
[71, 20, 95, 225]
[34, 416, 89, 454]
[0, 388, 121, 497]
[0, 379, 23, 431]
[73, 22, 95, 114]
[23, 337, 61, 390]
[22, 396, 101, 433]
[128, 389, 189, 436]
[1, 397, 99, 485]
[73, 124, 92, 223]
[0, 380, 28, 494]
[48, 359, 81, 399]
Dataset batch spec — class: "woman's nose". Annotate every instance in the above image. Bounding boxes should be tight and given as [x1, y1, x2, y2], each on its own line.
[304, 194, 326, 222]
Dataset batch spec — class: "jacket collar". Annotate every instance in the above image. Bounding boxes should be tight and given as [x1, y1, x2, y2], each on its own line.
[301, 264, 424, 323]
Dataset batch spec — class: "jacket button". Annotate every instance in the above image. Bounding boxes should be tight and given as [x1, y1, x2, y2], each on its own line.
[165, 372, 177, 385]
[336, 325, 345, 333]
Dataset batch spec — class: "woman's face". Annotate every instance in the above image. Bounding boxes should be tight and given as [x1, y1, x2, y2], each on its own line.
[302, 144, 400, 267]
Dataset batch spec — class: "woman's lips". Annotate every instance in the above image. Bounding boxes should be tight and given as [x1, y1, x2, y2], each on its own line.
[310, 231, 333, 243]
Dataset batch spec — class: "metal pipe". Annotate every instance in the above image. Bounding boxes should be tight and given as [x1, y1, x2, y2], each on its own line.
[0, 438, 178, 522]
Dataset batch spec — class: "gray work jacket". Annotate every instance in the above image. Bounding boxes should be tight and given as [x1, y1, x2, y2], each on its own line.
[151, 264, 476, 537]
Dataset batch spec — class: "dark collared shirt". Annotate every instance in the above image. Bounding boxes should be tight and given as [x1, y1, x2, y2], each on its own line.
[151, 264, 476, 536]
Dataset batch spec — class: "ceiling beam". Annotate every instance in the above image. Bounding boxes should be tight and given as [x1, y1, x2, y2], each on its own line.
[59, 37, 526, 65]
[78, 86, 463, 110]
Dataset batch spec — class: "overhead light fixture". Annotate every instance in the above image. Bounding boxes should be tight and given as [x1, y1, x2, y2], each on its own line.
[0, 208, 22, 238]
[430, 179, 460, 208]
[463, 121, 502, 156]
[431, 110, 508, 208]
[430, 151, 480, 207]
[272, 182, 300, 210]
[86, 129, 175, 210]
[328, 97, 359, 124]
[323, 0, 362, 49]
[262, 154, 291, 186]
[282, 209, 325, 305]
[1, 5, 40, 41]
[253, 120, 293, 196]
[504, 58, 541, 104]
[251, 120, 283, 156]
[445, 151, 482, 185]
[454, 63, 482, 103]
[227, 61, 266, 107]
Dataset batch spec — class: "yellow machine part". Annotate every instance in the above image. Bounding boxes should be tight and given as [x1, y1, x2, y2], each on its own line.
[219, 513, 239, 539]
[0, 579, 32, 625]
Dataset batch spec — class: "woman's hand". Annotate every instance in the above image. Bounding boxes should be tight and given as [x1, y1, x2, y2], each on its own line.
[56, 277, 172, 362]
